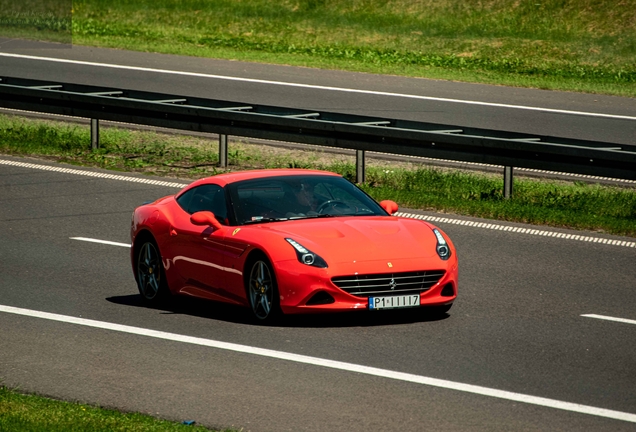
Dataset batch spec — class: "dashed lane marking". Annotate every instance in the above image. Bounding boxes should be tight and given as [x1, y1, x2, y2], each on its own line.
[3, 158, 634, 249]
[1, 304, 635, 424]
[397, 212, 636, 249]
[581, 314, 636, 326]
[70, 237, 130, 248]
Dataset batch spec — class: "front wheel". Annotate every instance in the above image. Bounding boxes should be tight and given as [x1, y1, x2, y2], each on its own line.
[136, 239, 170, 304]
[246, 258, 280, 323]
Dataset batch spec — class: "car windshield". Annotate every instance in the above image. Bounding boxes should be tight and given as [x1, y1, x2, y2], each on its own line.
[227, 175, 388, 225]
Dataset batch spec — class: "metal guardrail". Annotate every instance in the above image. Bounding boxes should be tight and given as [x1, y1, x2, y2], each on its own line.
[1, 76, 635, 195]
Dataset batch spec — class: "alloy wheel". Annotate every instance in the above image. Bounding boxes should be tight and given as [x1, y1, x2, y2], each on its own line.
[248, 260, 275, 320]
[137, 241, 162, 300]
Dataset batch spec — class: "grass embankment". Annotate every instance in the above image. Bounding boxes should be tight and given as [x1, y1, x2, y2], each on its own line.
[0, 386, 224, 432]
[1, 114, 635, 237]
[1, 1, 635, 95]
[0, 0, 72, 44]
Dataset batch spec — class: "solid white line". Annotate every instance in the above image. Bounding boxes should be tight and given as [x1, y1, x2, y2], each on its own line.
[70, 237, 130, 248]
[1, 53, 635, 121]
[581, 314, 636, 326]
[0, 305, 635, 423]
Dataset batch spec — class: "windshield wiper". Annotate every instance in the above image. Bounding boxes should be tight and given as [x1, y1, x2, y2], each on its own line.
[243, 217, 287, 225]
[301, 213, 335, 219]
[243, 213, 341, 224]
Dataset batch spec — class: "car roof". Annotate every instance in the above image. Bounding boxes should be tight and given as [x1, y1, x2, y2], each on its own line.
[179, 168, 341, 193]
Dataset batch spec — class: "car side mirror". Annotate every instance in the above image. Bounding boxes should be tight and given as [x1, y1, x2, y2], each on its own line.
[190, 211, 224, 230]
[379, 200, 399, 215]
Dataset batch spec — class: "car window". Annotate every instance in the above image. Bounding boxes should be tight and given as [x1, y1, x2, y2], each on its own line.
[176, 188, 195, 212]
[177, 184, 228, 224]
[228, 175, 387, 224]
[231, 180, 288, 223]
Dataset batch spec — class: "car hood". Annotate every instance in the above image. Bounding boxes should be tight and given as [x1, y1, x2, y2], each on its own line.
[261, 216, 438, 263]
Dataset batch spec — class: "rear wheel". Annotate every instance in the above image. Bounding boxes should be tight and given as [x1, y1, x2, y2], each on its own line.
[136, 239, 170, 303]
[246, 258, 280, 323]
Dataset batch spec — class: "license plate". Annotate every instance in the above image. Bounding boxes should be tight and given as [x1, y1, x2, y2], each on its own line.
[368, 294, 420, 310]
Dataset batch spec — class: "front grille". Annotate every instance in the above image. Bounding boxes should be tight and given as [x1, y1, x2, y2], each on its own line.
[331, 270, 445, 298]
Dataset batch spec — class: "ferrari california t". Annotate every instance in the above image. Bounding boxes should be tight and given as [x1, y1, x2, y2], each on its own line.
[131, 169, 458, 322]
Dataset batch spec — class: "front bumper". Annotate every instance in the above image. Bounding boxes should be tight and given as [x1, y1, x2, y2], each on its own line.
[275, 257, 458, 314]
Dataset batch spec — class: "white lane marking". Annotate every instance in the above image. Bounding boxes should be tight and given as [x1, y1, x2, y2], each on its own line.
[582, 314, 636, 326]
[0, 159, 188, 188]
[1, 304, 635, 424]
[3, 158, 634, 249]
[397, 212, 636, 249]
[1, 53, 635, 121]
[70, 237, 130, 248]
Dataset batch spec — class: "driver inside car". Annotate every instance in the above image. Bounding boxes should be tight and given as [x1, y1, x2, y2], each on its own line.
[286, 181, 321, 217]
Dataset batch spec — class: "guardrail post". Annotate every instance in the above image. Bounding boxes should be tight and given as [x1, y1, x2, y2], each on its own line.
[504, 166, 514, 198]
[91, 119, 99, 150]
[2, 77, 633, 184]
[356, 150, 366, 184]
[219, 134, 228, 168]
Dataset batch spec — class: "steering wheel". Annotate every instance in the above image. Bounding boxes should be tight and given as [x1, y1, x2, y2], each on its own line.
[317, 200, 350, 214]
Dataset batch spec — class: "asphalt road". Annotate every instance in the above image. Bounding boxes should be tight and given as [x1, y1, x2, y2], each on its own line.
[1, 41, 635, 430]
[1, 156, 635, 431]
[0, 39, 635, 146]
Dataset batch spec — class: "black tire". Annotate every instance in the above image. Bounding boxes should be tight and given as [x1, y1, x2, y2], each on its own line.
[246, 257, 281, 323]
[136, 238, 170, 304]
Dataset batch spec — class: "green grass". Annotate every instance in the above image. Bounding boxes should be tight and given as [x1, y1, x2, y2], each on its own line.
[0, 385, 225, 432]
[357, 168, 636, 237]
[1, 114, 635, 237]
[3, 1, 635, 94]
[57, 0, 635, 96]
[0, 0, 72, 43]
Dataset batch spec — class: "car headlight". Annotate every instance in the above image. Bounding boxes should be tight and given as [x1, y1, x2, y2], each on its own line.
[433, 228, 451, 260]
[285, 238, 328, 268]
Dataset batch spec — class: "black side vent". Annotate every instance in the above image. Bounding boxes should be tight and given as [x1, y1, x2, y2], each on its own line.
[441, 283, 455, 297]
[306, 291, 335, 305]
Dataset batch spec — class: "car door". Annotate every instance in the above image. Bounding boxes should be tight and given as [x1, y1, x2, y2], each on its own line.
[170, 184, 232, 300]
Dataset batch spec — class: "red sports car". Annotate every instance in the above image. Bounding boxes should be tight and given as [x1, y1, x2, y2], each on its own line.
[131, 169, 458, 322]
